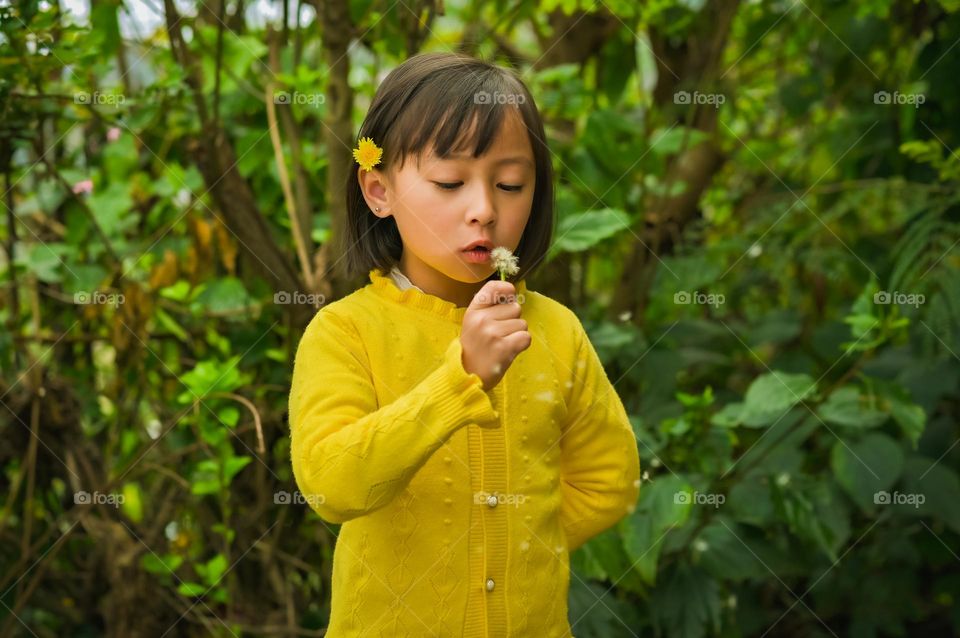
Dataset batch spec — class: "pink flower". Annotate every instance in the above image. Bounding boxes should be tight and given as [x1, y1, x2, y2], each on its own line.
[106, 127, 121, 142]
[72, 179, 93, 195]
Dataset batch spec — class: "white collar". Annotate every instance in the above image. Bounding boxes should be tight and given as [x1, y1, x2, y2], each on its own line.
[388, 265, 424, 292]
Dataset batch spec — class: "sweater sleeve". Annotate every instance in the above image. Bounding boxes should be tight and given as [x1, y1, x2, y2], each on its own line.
[559, 312, 641, 551]
[288, 308, 500, 524]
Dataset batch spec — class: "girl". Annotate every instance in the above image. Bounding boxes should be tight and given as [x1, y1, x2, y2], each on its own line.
[289, 51, 640, 638]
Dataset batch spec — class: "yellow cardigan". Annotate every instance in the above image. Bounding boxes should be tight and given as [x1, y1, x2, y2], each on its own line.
[288, 268, 640, 637]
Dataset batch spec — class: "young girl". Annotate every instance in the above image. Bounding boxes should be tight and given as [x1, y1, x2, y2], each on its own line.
[289, 51, 640, 638]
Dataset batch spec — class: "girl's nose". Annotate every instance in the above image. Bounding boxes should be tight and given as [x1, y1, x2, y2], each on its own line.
[467, 184, 497, 225]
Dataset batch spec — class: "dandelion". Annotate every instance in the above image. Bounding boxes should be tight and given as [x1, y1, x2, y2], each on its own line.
[490, 246, 519, 281]
[352, 137, 383, 172]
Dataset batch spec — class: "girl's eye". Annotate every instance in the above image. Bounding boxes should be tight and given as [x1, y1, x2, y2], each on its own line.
[431, 181, 524, 192]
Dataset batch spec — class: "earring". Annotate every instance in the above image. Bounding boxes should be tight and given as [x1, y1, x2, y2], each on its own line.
[375, 207, 381, 212]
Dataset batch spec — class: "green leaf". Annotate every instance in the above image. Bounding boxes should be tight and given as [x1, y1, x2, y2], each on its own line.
[191, 479, 220, 496]
[87, 182, 135, 238]
[177, 356, 244, 403]
[198, 554, 228, 586]
[901, 457, 960, 533]
[727, 479, 775, 526]
[622, 475, 693, 584]
[818, 387, 888, 428]
[192, 277, 253, 315]
[141, 552, 182, 576]
[694, 520, 770, 582]
[550, 208, 632, 255]
[830, 433, 904, 511]
[739, 371, 817, 427]
[120, 482, 144, 524]
[177, 582, 207, 597]
[223, 456, 252, 484]
[16, 242, 70, 283]
[650, 564, 721, 638]
[889, 397, 926, 448]
[649, 126, 710, 157]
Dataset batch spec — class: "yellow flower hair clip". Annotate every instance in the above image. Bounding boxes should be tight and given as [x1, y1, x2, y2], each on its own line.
[353, 137, 383, 172]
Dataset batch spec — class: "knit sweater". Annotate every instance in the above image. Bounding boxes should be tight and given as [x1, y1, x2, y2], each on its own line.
[288, 268, 641, 637]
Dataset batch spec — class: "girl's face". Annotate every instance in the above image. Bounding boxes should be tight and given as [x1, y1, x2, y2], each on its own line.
[359, 110, 536, 307]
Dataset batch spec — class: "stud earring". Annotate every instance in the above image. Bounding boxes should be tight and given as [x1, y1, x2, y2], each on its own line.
[375, 207, 381, 212]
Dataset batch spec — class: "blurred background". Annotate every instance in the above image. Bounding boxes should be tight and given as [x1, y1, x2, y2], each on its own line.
[2, 0, 960, 636]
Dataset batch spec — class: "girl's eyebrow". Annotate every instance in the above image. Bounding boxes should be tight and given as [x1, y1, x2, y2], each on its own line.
[442, 152, 534, 168]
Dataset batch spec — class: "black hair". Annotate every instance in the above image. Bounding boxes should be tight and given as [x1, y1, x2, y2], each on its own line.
[340, 51, 555, 283]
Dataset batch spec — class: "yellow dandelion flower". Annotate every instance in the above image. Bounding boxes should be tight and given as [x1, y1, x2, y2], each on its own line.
[353, 137, 383, 172]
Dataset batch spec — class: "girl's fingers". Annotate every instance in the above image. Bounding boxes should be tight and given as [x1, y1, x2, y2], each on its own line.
[483, 301, 523, 321]
[468, 281, 517, 310]
[501, 329, 532, 353]
[491, 319, 528, 337]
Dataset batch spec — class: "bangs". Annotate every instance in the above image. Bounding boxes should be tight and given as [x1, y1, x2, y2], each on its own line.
[378, 68, 533, 170]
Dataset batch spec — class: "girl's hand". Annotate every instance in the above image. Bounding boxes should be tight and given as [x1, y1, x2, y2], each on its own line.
[460, 280, 531, 391]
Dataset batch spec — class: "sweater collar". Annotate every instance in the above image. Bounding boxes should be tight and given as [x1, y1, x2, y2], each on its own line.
[368, 268, 528, 323]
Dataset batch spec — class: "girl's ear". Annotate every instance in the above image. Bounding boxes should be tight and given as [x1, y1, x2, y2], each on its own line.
[358, 167, 392, 219]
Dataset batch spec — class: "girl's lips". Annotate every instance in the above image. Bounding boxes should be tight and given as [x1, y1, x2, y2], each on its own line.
[462, 247, 491, 263]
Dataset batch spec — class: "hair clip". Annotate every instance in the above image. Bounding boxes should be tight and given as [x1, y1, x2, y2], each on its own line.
[353, 137, 383, 172]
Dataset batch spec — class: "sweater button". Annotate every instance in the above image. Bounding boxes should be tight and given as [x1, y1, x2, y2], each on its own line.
[444, 477, 453, 485]
[485, 578, 495, 592]
[486, 494, 498, 508]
